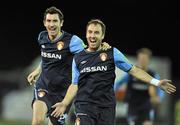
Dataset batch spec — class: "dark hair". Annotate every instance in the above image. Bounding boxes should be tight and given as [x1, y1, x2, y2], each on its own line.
[44, 6, 64, 21]
[86, 19, 106, 36]
[137, 48, 152, 57]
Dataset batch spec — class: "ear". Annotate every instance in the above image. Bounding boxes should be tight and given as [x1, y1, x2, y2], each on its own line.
[60, 20, 64, 27]
[43, 20, 46, 27]
[86, 30, 88, 38]
[101, 34, 105, 39]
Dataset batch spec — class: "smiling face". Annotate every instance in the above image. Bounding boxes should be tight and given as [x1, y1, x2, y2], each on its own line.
[44, 13, 63, 41]
[86, 23, 105, 51]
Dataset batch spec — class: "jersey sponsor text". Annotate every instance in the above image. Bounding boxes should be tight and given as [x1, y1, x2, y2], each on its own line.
[41, 51, 62, 60]
[80, 66, 107, 73]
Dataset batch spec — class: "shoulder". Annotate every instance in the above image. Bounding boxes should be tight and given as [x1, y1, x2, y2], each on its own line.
[74, 50, 85, 58]
[62, 32, 83, 47]
[37, 30, 48, 44]
[70, 35, 83, 44]
[112, 47, 125, 58]
[113, 47, 123, 54]
[63, 31, 73, 38]
[101, 48, 114, 58]
[38, 31, 48, 41]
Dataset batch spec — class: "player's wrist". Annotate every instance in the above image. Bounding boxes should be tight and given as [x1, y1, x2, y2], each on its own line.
[62, 100, 69, 107]
[150, 78, 160, 86]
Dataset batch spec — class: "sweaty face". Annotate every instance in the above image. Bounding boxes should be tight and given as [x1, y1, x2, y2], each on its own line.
[44, 14, 63, 40]
[137, 53, 150, 68]
[86, 24, 104, 51]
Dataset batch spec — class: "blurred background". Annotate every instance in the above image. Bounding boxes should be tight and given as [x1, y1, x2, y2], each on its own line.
[0, 0, 179, 125]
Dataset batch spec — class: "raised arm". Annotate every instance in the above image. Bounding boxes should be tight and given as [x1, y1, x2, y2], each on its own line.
[128, 66, 176, 94]
[113, 47, 176, 94]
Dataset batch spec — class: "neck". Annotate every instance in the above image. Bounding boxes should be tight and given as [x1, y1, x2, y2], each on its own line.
[87, 45, 102, 52]
[49, 31, 62, 42]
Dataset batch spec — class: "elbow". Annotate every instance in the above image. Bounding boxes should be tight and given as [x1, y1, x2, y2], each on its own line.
[71, 84, 78, 93]
[128, 66, 143, 78]
[128, 66, 138, 76]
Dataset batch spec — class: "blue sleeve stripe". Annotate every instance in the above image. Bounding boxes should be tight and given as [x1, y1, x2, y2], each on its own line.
[113, 47, 133, 72]
[70, 35, 84, 54]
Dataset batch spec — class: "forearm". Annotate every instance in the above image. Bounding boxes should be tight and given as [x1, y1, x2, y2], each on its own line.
[128, 66, 155, 85]
[62, 84, 78, 106]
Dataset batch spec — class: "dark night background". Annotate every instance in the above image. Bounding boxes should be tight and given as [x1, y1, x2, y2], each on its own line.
[0, 1, 179, 124]
[0, 0, 179, 78]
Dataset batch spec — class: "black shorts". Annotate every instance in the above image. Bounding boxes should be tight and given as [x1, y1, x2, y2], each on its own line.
[32, 88, 72, 125]
[74, 104, 115, 125]
[127, 102, 154, 125]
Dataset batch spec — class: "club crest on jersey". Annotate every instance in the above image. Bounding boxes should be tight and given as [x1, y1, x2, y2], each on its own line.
[57, 41, 64, 50]
[100, 53, 108, 61]
[37, 89, 46, 98]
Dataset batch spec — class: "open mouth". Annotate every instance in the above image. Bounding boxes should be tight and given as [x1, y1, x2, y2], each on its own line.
[49, 27, 57, 32]
[89, 39, 96, 43]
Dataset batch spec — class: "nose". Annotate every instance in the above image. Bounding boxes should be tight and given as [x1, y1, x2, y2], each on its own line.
[90, 32, 95, 38]
[49, 21, 55, 27]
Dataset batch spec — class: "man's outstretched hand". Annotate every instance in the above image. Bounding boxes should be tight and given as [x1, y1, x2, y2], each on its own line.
[159, 79, 176, 94]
